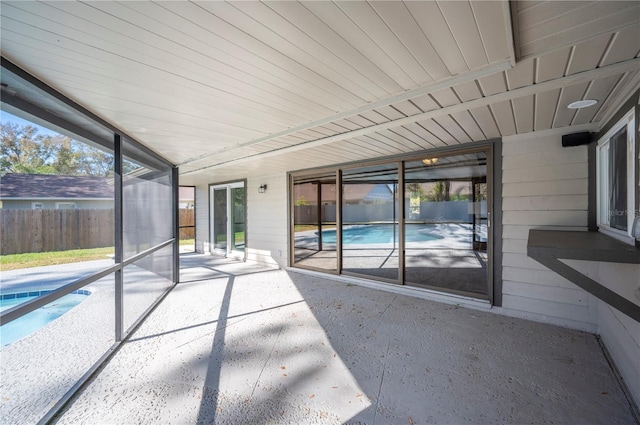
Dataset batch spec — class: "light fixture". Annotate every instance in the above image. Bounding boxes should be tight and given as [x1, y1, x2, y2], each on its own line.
[567, 99, 598, 109]
[258, 184, 267, 193]
[422, 158, 438, 165]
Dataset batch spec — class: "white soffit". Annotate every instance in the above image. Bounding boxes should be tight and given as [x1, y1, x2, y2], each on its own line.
[0, 1, 512, 164]
[2, 1, 640, 181]
[513, 0, 640, 59]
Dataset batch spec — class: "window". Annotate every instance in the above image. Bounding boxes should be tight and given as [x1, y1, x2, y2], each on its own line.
[290, 147, 493, 300]
[597, 109, 637, 243]
[32, 202, 44, 209]
[55, 202, 76, 209]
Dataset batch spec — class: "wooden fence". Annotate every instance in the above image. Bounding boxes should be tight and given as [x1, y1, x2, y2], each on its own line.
[179, 208, 195, 239]
[1, 209, 115, 255]
[1, 209, 196, 255]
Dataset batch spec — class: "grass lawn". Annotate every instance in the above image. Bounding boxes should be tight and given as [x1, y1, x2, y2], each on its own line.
[1, 247, 115, 271]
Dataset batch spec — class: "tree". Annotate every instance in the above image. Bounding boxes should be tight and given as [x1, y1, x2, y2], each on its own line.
[406, 182, 429, 201]
[1, 122, 114, 176]
[431, 181, 451, 202]
[1, 122, 57, 174]
[51, 137, 79, 175]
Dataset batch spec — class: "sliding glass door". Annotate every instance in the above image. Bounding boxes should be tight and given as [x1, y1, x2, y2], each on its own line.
[292, 172, 337, 271]
[290, 146, 492, 300]
[210, 181, 246, 259]
[342, 163, 399, 282]
[404, 151, 489, 297]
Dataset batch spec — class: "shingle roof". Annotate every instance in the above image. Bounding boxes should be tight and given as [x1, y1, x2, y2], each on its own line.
[0, 173, 113, 199]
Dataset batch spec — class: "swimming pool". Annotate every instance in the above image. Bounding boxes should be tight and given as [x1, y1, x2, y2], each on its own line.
[0, 290, 90, 347]
[319, 224, 444, 244]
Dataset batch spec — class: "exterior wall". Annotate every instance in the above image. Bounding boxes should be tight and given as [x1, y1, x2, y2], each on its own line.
[194, 176, 287, 267]
[561, 260, 640, 406]
[599, 292, 640, 407]
[498, 125, 599, 332]
[498, 120, 639, 408]
[194, 185, 209, 254]
[191, 125, 640, 405]
[1, 200, 113, 210]
[246, 175, 287, 267]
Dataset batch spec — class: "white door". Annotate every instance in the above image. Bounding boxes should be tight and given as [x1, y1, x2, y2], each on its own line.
[210, 181, 246, 259]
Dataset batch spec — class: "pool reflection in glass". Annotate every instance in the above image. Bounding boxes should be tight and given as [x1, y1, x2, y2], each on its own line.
[292, 172, 337, 271]
[342, 163, 399, 281]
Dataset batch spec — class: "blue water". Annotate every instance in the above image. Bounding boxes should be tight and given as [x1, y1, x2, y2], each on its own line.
[320, 224, 443, 244]
[0, 293, 88, 347]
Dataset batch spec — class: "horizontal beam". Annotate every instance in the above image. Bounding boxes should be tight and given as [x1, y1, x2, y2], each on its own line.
[182, 57, 640, 175]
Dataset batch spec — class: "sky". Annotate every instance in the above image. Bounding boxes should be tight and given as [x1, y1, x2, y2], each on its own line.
[1, 110, 60, 137]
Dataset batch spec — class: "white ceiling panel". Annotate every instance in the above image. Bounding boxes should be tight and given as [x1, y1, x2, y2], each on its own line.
[534, 89, 561, 131]
[514, 1, 640, 59]
[469, 106, 501, 140]
[403, 1, 472, 75]
[368, 1, 451, 81]
[1, 0, 639, 183]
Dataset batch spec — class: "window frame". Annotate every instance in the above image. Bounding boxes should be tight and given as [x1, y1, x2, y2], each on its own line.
[32, 202, 44, 209]
[55, 201, 77, 209]
[596, 108, 636, 244]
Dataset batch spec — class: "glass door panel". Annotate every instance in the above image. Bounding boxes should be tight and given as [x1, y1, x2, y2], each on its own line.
[404, 152, 489, 297]
[342, 163, 399, 281]
[230, 187, 245, 253]
[211, 182, 246, 258]
[292, 173, 337, 271]
[472, 179, 488, 251]
[213, 188, 227, 251]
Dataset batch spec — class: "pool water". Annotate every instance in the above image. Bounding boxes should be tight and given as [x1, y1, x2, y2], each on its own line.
[0, 292, 89, 347]
[320, 224, 444, 244]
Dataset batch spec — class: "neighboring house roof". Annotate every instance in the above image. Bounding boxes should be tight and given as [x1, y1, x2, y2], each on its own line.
[293, 182, 337, 205]
[361, 184, 393, 202]
[0, 173, 113, 199]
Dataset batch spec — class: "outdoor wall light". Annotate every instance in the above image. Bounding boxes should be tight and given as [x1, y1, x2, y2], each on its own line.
[258, 184, 267, 193]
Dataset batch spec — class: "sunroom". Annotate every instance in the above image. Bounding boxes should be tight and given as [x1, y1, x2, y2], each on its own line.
[1, 1, 639, 423]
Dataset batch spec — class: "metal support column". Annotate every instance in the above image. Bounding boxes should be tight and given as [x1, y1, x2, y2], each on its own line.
[398, 161, 405, 285]
[317, 180, 323, 251]
[114, 134, 124, 342]
[172, 167, 180, 283]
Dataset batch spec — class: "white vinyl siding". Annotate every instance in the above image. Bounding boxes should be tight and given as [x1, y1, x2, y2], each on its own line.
[500, 126, 597, 331]
[194, 176, 287, 267]
[194, 185, 209, 254]
[245, 175, 287, 267]
[561, 259, 640, 407]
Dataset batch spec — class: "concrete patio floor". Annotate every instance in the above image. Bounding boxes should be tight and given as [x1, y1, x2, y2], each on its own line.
[57, 254, 636, 424]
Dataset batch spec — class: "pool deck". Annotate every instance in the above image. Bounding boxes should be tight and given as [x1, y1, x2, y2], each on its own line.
[0, 259, 172, 424]
[40, 254, 637, 424]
